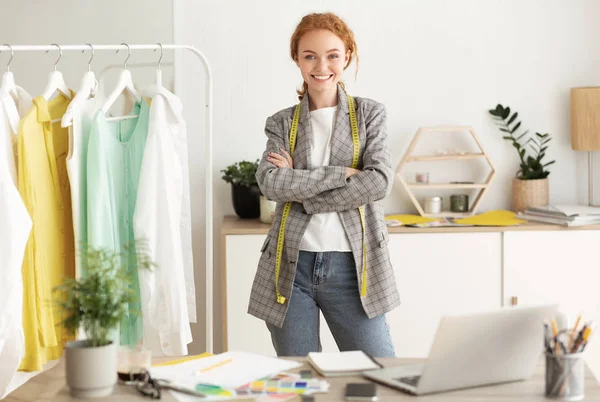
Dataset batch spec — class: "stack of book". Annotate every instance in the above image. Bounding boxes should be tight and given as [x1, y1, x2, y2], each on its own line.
[517, 205, 600, 227]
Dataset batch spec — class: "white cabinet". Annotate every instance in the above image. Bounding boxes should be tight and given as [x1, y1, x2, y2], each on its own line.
[503, 231, 600, 377]
[224, 231, 502, 358]
[387, 233, 502, 357]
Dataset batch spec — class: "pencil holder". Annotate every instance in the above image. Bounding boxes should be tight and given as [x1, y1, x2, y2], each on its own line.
[545, 352, 585, 401]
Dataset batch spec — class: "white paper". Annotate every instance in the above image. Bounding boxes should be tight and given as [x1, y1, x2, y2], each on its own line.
[150, 351, 302, 389]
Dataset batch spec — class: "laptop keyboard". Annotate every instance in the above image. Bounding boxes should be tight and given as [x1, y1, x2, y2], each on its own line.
[395, 375, 421, 387]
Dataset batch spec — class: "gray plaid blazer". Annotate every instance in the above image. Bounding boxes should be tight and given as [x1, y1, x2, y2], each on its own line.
[248, 85, 401, 328]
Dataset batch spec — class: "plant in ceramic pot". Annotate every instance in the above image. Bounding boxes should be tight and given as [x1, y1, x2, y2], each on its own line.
[221, 159, 262, 219]
[489, 104, 556, 212]
[54, 243, 154, 398]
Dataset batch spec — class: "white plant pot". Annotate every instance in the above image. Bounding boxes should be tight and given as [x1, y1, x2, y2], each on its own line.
[260, 196, 276, 224]
[65, 340, 117, 398]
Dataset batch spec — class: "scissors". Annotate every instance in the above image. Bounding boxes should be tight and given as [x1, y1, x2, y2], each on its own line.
[135, 368, 206, 399]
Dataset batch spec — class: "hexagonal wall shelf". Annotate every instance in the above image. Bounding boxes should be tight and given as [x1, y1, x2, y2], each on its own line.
[395, 126, 496, 218]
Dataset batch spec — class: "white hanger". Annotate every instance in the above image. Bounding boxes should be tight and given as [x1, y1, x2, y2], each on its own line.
[61, 44, 98, 128]
[0, 44, 17, 100]
[138, 43, 183, 124]
[101, 43, 141, 121]
[155, 42, 163, 89]
[42, 44, 72, 101]
[140, 43, 165, 98]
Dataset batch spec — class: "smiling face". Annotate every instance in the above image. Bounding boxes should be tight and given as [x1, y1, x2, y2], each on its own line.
[295, 29, 350, 97]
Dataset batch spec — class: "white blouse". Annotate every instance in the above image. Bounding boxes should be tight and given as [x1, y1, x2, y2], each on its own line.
[134, 91, 193, 356]
[0, 88, 32, 397]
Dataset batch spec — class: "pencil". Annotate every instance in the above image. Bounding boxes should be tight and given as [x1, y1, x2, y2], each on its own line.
[197, 357, 233, 374]
[550, 319, 560, 354]
[569, 314, 583, 350]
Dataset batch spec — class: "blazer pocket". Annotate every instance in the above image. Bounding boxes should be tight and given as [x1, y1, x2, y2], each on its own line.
[260, 236, 271, 253]
[379, 231, 389, 248]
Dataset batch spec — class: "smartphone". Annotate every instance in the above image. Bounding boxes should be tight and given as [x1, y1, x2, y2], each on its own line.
[345, 383, 378, 401]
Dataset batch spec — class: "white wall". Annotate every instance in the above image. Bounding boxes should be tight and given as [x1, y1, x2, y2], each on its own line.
[178, 0, 600, 353]
[0, 1, 174, 101]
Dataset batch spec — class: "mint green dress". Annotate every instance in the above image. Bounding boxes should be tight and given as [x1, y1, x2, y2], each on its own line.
[86, 100, 150, 345]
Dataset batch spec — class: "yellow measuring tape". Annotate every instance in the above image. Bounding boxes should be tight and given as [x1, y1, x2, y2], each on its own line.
[274, 93, 367, 305]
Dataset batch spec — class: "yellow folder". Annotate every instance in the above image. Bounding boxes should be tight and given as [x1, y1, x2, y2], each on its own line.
[453, 210, 525, 226]
[385, 214, 439, 226]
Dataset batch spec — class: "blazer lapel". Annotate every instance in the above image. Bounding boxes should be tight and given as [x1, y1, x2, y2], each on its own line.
[329, 85, 353, 167]
[292, 94, 312, 169]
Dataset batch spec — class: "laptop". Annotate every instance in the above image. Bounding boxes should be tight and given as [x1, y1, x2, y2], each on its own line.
[363, 304, 557, 395]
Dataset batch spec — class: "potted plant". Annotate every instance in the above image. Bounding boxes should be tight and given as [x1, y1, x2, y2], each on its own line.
[489, 104, 555, 212]
[54, 243, 154, 398]
[221, 159, 262, 219]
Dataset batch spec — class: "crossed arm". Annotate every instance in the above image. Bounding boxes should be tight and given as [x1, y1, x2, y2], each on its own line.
[257, 103, 393, 212]
[256, 115, 348, 202]
[302, 104, 393, 213]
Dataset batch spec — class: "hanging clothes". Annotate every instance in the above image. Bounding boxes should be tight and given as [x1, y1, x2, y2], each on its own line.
[66, 97, 97, 278]
[171, 99, 196, 324]
[0, 87, 32, 394]
[18, 93, 76, 371]
[87, 100, 150, 346]
[142, 86, 196, 323]
[1, 86, 31, 185]
[134, 91, 192, 356]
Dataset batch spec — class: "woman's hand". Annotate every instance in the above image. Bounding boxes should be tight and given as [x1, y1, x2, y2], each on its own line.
[268, 149, 294, 168]
[345, 167, 360, 178]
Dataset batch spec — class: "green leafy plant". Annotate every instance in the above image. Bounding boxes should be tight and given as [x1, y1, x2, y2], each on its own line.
[489, 104, 555, 180]
[53, 242, 155, 347]
[221, 159, 259, 187]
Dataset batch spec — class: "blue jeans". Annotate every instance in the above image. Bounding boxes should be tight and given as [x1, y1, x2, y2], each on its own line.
[267, 251, 395, 357]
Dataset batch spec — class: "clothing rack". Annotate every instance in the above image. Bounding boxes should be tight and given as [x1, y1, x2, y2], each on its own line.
[0, 43, 215, 353]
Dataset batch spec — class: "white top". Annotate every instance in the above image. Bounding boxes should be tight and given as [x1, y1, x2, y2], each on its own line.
[134, 92, 193, 356]
[0, 88, 32, 398]
[140, 83, 196, 324]
[66, 96, 98, 279]
[299, 106, 352, 252]
[0, 86, 31, 185]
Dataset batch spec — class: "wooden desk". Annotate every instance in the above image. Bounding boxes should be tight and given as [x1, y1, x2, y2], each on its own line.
[6, 357, 600, 401]
[221, 215, 600, 235]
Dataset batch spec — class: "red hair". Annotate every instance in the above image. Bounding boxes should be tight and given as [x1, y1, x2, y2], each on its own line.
[290, 12, 359, 100]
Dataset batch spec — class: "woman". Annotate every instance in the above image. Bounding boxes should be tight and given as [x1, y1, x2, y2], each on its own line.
[248, 12, 400, 357]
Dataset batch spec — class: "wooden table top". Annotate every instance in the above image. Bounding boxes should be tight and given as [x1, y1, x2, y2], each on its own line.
[6, 356, 600, 401]
[221, 215, 600, 235]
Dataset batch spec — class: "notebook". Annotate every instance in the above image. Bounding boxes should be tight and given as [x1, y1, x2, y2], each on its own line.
[307, 351, 382, 377]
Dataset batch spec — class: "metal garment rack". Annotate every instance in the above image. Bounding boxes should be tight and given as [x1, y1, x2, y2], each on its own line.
[0, 43, 215, 353]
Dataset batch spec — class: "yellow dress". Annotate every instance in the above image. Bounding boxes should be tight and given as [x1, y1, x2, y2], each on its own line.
[18, 93, 75, 371]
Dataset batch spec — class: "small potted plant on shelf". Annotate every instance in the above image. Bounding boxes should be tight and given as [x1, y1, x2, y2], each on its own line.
[489, 104, 555, 212]
[221, 159, 262, 219]
[54, 242, 154, 398]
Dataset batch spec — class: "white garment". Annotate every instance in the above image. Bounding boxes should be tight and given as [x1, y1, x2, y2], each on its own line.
[300, 106, 352, 252]
[134, 92, 192, 356]
[141, 86, 196, 323]
[66, 97, 97, 278]
[0, 88, 32, 398]
[169, 96, 196, 324]
[0, 86, 32, 185]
